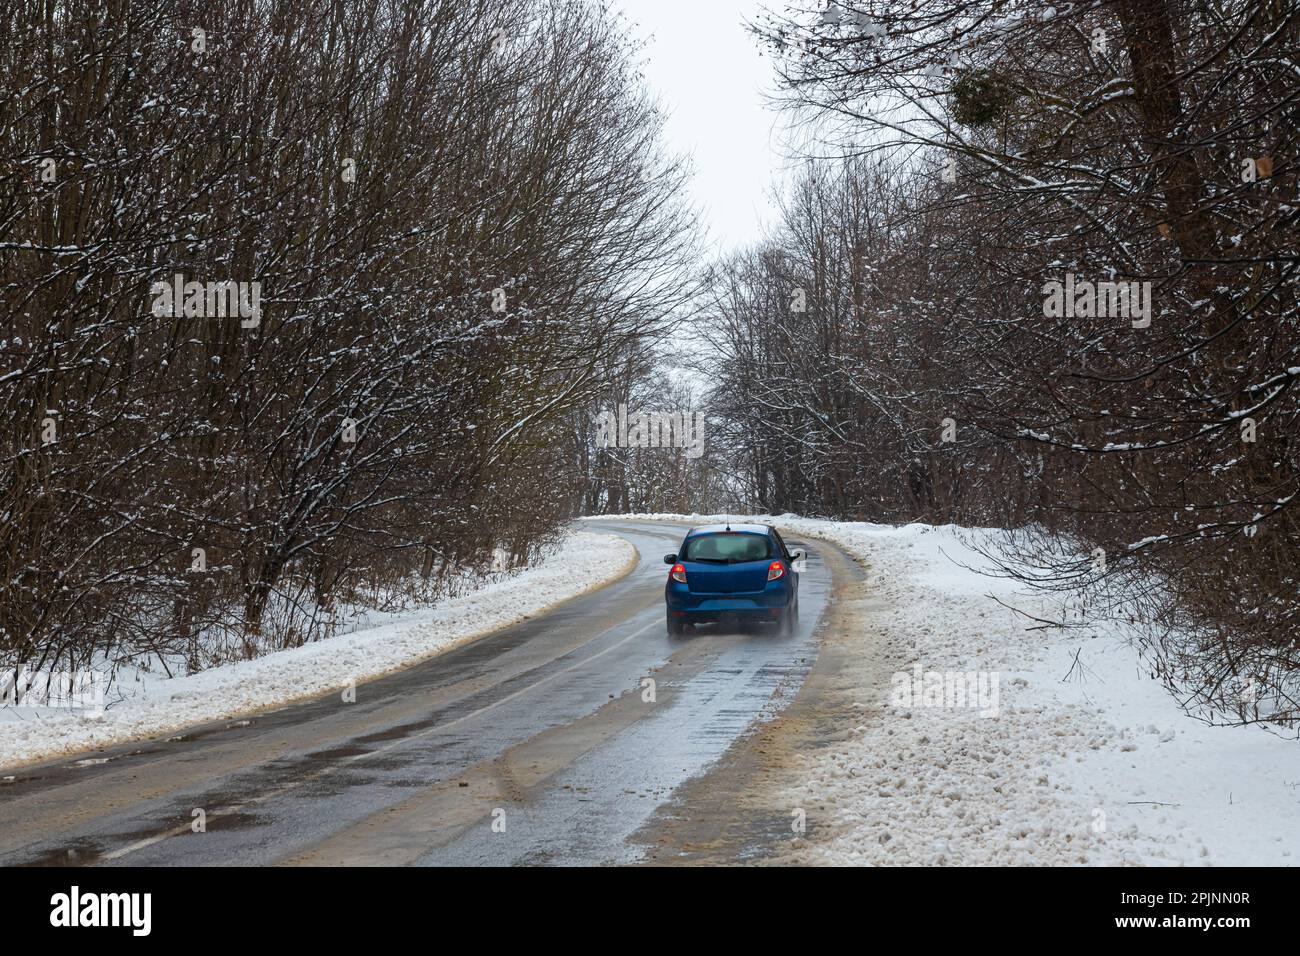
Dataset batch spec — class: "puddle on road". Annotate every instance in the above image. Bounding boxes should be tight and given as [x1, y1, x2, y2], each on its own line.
[1, 774, 47, 786]
[22, 838, 105, 868]
[203, 810, 263, 832]
[355, 721, 434, 744]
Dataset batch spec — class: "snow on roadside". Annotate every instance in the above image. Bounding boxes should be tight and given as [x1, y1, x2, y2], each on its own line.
[593, 513, 1300, 865]
[0, 530, 635, 771]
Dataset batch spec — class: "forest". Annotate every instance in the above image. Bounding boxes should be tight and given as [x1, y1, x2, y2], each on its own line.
[1, 0, 696, 672]
[3, 0, 1297, 728]
[691, 0, 1298, 726]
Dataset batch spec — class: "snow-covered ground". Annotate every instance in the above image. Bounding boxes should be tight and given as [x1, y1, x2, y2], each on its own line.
[0, 530, 635, 771]
[594, 513, 1300, 865]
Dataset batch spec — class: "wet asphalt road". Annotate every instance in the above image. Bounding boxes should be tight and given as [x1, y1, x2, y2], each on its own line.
[0, 520, 832, 866]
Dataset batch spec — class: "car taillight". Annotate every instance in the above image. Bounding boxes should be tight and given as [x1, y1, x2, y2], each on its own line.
[670, 563, 687, 583]
[767, 560, 785, 581]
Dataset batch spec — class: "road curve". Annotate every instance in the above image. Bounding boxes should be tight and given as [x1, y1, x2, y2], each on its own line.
[0, 520, 834, 866]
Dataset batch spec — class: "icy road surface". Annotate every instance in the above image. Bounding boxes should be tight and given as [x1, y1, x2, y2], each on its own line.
[0, 521, 832, 866]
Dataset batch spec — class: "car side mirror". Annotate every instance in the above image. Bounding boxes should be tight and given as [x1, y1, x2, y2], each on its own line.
[791, 549, 806, 562]
[663, 554, 677, 564]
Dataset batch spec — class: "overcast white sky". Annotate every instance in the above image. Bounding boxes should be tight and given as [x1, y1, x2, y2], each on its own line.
[613, 0, 786, 255]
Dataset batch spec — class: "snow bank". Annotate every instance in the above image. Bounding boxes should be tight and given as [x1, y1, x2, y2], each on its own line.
[591, 513, 1300, 865]
[0, 530, 636, 771]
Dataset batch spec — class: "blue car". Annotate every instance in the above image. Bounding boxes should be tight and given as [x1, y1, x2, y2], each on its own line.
[663, 523, 803, 636]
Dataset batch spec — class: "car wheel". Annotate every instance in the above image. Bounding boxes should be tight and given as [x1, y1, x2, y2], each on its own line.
[667, 611, 686, 636]
[777, 604, 794, 637]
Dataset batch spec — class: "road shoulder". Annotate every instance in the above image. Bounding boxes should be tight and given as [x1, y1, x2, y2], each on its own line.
[0, 530, 638, 772]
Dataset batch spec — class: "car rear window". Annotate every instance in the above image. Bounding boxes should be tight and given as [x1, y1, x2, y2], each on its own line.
[682, 533, 773, 563]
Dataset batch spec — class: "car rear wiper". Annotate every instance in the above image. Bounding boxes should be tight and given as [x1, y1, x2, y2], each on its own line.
[688, 557, 728, 563]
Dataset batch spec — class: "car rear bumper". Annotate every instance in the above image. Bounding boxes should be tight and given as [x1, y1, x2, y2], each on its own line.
[665, 582, 793, 617]
[667, 605, 786, 624]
